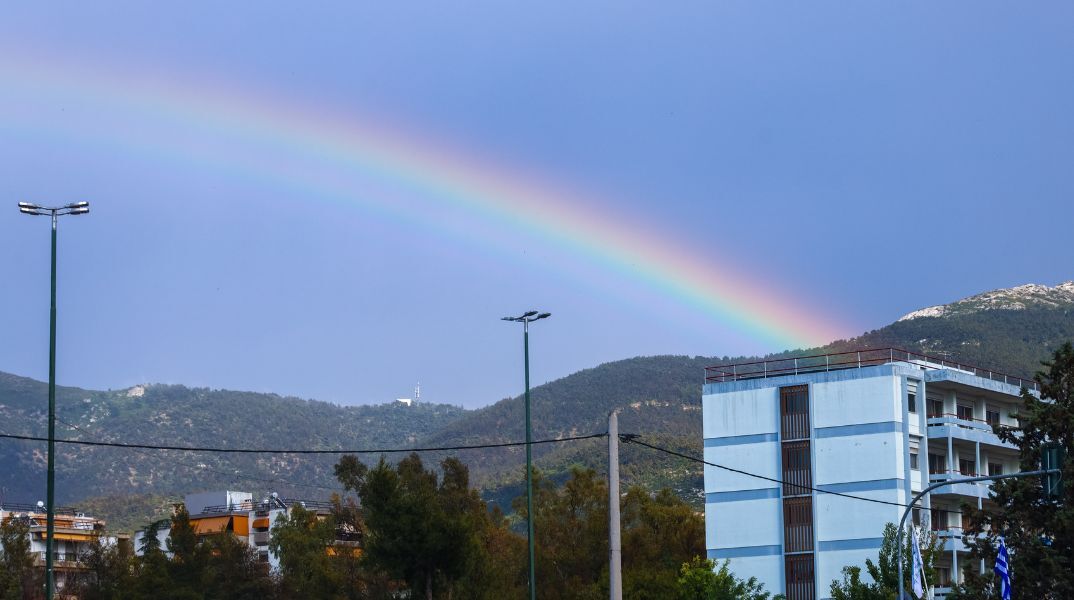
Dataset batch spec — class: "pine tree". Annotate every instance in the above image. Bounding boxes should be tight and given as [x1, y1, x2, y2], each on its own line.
[955, 342, 1074, 599]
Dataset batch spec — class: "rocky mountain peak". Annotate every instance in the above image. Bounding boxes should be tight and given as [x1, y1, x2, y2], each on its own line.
[898, 281, 1074, 322]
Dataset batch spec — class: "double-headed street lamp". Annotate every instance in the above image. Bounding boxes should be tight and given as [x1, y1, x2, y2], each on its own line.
[18, 202, 90, 600]
[501, 310, 550, 600]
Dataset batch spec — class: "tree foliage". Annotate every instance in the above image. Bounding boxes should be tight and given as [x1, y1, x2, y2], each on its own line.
[0, 516, 41, 600]
[955, 342, 1074, 599]
[678, 557, 776, 600]
[829, 523, 942, 600]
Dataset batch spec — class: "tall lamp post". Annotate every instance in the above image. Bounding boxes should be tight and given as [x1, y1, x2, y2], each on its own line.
[18, 201, 90, 600]
[502, 310, 550, 600]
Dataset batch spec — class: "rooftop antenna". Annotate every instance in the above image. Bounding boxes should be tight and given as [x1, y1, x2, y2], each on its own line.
[414, 382, 421, 405]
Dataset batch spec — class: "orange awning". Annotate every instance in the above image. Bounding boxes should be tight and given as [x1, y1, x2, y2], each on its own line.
[192, 516, 231, 535]
[232, 515, 249, 536]
[252, 518, 270, 529]
[43, 532, 97, 542]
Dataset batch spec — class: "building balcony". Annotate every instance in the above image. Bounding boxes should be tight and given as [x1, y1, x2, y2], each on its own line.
[927, 472, 992, 499]
[926, 417, 1017, 450]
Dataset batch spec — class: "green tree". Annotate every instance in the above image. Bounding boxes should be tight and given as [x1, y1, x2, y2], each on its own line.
[163, 505, 207, 600]
[270, 503, 339, 598]
[828, 522, 941, 600]
[0, 516, 41, 600]
[677, 557, 776, 600]
[71, 536, 136, 600]
[336, 453, 486, 600]
[621, 487, 706, 599]
[200, 533, 277, 600]
[955, 342, 1074, 599]
[513, 467, 607, 600]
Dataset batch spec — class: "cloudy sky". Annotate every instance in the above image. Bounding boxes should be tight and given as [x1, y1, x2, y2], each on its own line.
[2, 2, 1071, 407]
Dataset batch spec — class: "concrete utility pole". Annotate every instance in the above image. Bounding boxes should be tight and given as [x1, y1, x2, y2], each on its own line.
[608, 411, 623, 600]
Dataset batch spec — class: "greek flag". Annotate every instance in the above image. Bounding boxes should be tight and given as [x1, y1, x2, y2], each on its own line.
[994, 537, 1011, 600]
[911, 526, 926, 599]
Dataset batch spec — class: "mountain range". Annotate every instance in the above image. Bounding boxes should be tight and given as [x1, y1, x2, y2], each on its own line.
[1, 281, 1072, 532]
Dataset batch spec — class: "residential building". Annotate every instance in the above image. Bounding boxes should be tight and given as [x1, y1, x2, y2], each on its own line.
[0, 503, 129, 595]
[134, 490, 359, 570]
[702, 348, 1032, 600]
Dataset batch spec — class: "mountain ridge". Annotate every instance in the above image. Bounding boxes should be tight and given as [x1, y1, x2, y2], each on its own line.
[2, 281, 1073, 530]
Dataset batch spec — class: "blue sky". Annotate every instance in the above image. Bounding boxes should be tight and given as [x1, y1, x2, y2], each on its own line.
[2, 2, 1072, 407]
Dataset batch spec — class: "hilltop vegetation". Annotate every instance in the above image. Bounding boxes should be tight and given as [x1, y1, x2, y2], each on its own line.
[1, 282, 1072, 529]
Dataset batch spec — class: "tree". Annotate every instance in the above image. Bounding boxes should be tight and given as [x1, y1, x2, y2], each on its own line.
[0, 516, 41, 600]
[269, 503, 340, 598]
[677, 557, 776, 600]
[200, 534, 277, 600]
[336, 453, 487, 600]
[829, 522, 941, 600]
[955, 342, 1074, 599]
[621, 487, 706, 599]
[71, 536, 136, 600]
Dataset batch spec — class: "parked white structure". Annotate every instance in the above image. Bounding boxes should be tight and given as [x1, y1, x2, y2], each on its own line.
[702, 348, 1033, 600]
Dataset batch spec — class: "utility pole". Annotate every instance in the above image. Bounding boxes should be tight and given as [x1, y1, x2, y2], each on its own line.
[896, 469, 1060, 600]
[608, 411, 623, 600]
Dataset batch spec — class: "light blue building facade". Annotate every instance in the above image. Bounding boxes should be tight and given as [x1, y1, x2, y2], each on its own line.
[702, 349, 1030, 600]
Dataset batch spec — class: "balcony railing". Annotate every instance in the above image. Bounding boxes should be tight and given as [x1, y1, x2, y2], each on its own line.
[704, 347, 1038, 392]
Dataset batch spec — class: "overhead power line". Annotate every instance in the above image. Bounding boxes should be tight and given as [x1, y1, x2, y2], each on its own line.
[622, 434, 954, 514]
[0, 431, 607, 455]
[55, 417, 344, 493]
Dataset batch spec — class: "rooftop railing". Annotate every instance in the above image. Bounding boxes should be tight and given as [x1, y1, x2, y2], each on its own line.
[197, 498, 336, 516]
[704, 347, 1039, 392]
[0, 503, 81, 516]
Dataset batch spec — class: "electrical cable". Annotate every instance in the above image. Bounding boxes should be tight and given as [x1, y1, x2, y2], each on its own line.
[0, 430, 607, 454]
[55, 417, 344, 493]
[622, 433, 915, 508]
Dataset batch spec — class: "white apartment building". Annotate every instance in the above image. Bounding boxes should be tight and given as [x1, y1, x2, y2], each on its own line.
[702, 348, 1033, 600]
[134, 491, 358, 570]
[0, 503, 128, 594]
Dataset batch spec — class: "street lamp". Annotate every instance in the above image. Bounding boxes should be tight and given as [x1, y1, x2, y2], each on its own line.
[501, 310, 550, 600]
[18, 202, 90, 600]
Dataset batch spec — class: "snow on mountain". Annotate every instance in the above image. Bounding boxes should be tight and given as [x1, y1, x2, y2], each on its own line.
[898, 281, 1074, 322]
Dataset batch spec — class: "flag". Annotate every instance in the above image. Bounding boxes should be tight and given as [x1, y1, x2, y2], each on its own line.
[994, 537, 1011, 600]
[911, 526, 926, 599]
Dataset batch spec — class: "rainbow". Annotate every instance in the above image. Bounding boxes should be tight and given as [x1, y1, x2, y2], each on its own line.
[1, 52, 848, 350]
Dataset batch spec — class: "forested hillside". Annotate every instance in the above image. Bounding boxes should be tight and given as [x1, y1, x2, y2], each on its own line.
[0, 374, 467, 508]
[426, 284, 1074, 508]
[1, 282, 1071, 530]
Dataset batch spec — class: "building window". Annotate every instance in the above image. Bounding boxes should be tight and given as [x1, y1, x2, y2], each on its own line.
[783, 496, 813, 553]
[910, 452, 919, 470]
[931, 508, 948, 531]
[929, 453, 946, 475]
[780, 385, 810, 441]
[785, 553, 816, 600]
[986, 406, 1001, 427]
[957, 404, 974, 421]
[936, 566, 951, 587]
[928, 399, 944, 418]
[989, 462, 1003, 476]
[959, 459, 976, 476]
[912, 508, 922, 525]
[908, 392, 917, 413]
[782, 441, 812, 496]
